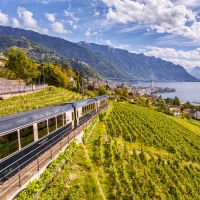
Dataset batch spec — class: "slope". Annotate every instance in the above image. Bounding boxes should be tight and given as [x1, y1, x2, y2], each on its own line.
[0, 26, 133, 79]
[0, 35, 102, 79]
[189, 66, 200, 79]
[78, 42, 196, 81]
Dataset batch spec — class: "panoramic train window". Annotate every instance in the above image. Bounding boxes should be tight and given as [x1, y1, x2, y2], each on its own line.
[0, 131, 19, 159]
[48, 117, 56, 133]
[63, 113, 67, 125]
[57, 114, 63, 128]
[72, 112, 74, 120]
[77, 110, 79, 118]
[38, 120, 48, 139]
[20, 126, 34, 148]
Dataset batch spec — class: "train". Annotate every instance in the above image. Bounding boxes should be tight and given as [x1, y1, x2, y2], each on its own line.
[0, 95, 108, 181]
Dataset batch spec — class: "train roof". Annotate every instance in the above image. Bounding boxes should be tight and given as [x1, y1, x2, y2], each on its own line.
[0, 104, 73, 134]
[92, 95, 108, 101]
[70, 98, 96, 108]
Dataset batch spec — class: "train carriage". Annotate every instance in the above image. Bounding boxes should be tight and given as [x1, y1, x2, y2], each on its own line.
[0, 95, 108, 181]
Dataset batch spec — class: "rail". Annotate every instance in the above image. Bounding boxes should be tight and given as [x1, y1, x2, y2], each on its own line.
[0, 104, 108, 200]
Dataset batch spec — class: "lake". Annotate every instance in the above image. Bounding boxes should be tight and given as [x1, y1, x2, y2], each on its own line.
[133, 82, 200, 104]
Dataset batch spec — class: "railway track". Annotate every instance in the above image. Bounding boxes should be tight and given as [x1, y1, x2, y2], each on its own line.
[0, 115, 95, 200]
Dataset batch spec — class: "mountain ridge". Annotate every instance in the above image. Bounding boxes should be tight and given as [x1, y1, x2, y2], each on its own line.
[0, 25, 196, 81]
[0, 26, 132, 79]
[78, 41, 196, 81]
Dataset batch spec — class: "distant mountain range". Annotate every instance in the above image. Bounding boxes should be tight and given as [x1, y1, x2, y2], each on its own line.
[186, 66, 200, 79]
[0, 25, 197, 81]
[78, 42, 196, 81]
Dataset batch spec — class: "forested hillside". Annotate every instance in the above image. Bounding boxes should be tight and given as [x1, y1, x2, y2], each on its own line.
[0, 26, 132, 79]
[0, 35, 101, 79]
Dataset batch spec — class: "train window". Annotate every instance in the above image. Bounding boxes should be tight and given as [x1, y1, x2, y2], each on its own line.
[38, 120, 48, 139]
[77, 110, 79, 118]
[0, 131, 19, 159]
[48, 117, 56, 133]
[0, 122, 15, 132]
[20, 126, 34, 148]
[72, 112, 74, 120]
[82, 107, 84, 115]
[57, 114, 63, 128]
[63, 113, 67, 124]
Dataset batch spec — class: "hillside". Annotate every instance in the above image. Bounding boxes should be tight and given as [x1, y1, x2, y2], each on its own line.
[0, 35, 102, 79]
[0, 86, 82, 116]
[78, 42, 196, 81]
[66, 59, 102, 79]
[17, 101, 200, 199]
[0, 26, 132, 79]
[189, 66, 200, 79]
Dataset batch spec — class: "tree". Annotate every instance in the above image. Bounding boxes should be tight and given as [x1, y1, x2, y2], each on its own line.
[39, 63, 70, 87]
[99, 86, 107, 95]
[5, 47, 40, 83]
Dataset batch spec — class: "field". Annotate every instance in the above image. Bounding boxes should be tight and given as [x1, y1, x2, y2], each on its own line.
[0, 86, 82, 116]
[17, 101, 200, 199]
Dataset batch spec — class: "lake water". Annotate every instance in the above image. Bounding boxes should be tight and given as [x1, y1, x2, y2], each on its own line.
[133, 82, 200, 104]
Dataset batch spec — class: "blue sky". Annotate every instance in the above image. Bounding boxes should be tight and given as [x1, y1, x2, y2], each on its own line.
[0, 0, 200, 69]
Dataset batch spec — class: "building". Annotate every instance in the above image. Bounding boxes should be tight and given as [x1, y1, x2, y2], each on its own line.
[169, 107, 180, 117]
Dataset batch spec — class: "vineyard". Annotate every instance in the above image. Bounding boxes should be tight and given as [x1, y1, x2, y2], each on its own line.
[0, 86, 83, 116]
[85, 102, 200, 199]
[16, 101, 200, 199]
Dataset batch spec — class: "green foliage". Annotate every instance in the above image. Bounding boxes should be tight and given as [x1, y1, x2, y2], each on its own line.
[85, 102, 200, 199]
[82, 117, 99, 144]
[0, 86, 82, 116]
[17, 140, 78, 200]
[66, 59, 102, 79]
[5, 47, 40, 83]
[39, 63, 70, 87]
[0, 68, 16, 79]
[98, 86, 107, 95]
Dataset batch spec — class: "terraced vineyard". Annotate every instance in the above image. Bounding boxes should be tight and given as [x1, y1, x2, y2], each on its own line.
[0, 86, 83, 116]
[15, 102, 200, 199]
[86, 102, 200, 199]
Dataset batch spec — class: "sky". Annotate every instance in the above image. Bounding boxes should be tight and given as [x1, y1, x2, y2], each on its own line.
[0, 0, 200, 69]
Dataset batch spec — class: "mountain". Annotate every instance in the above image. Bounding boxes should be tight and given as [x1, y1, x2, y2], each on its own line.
[66, 59, 102, 79]
[0, 35, 102, 79]
[0, 35, 68, 64]
[78, 42, 196, 81]
[189, 66, 200, 79]
[0, 26, 132, 79]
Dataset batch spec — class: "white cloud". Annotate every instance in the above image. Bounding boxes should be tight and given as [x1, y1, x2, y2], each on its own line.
[173, 0, 200, 7]
[106, 40, 112, 45]
[102, 0, 200, 40]
[94, 11, 99, 16]
[0, 11, 9, 25]
[73, 24, 77, 30]
[68, 20, 74, 25]
[51, 22, 67, 34]
[143, 45, 200, 68]
[17, 7, 37, 28]
[12, 18, 20, 27]
[45, 13, 56, 22]
[41, 28, 48, 34]
[85, 28, 97, 37]
[64, 10, 79, 22]
[85, 28, 92, 37]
